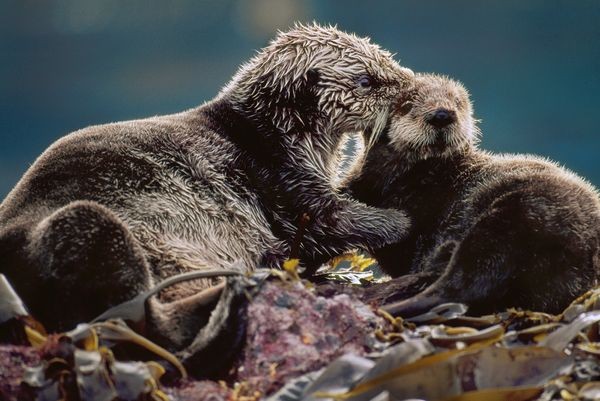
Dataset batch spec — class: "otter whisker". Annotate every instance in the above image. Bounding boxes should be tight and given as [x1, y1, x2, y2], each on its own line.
[366, 107, 390, 152]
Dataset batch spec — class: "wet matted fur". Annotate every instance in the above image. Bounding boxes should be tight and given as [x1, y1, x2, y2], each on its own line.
[0, 23, 413, 333]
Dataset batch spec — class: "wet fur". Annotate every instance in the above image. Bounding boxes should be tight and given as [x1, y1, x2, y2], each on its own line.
[0, 24, 413, 335]
[348, 73, 600, 315]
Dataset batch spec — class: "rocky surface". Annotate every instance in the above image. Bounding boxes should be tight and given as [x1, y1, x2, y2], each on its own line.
[2, 275, 599, 401]
[0, 277, 390, 401]
[233, 281, 388, 396]
[0, 345, 40, 399]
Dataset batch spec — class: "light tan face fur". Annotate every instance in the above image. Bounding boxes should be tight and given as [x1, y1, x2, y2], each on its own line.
[388, 73, 480, 161]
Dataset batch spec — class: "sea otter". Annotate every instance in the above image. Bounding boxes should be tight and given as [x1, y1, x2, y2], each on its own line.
[0, 23, 413, 333]
[348, 73, 600, 316]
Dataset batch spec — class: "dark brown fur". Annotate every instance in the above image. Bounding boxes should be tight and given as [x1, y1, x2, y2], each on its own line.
[0, 24, 413, 337]
[348, 73, 600, 316]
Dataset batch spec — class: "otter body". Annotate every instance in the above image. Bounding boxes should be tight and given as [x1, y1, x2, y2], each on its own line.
[0, 24, 413, 332]
[350, 74, 600, 315]
[0, 105, 280, 319]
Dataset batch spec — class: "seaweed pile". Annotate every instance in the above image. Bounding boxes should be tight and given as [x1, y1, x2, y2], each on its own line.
[1, 261, 599, 401]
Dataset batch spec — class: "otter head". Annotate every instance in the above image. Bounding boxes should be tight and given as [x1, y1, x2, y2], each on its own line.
[387, 73, 480, 162]
[222, 23, 414, 150]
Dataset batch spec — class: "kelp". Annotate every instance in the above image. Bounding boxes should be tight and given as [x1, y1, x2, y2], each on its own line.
[1, 271, 600, 401]
[0, 270, 245, 400]
[20, 324, 169, 401]
[92, 268, 243, 326]
[15, 323, 181, 400]
[0, 274, 46, 346]
[267, 287, 600, 401]
[313, 252, 385, 285]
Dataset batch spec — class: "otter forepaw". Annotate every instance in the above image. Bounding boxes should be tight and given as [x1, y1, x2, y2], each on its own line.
[355, 207, 411, 250]
[333, 204, 411, 252]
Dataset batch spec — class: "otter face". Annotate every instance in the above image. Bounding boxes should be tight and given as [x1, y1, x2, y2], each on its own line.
[226, 23, 414, 146]
[388, 73, 480, 161]
[307, 35, 414, 147]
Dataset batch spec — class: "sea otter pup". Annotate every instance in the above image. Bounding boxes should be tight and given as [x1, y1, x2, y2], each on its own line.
[348, 73, 600, 316]
[0, 23, 413, 332]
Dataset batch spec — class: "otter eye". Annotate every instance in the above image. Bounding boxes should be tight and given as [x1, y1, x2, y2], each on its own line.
[357, 75, 373, 89]
[398, 101, 413, 115]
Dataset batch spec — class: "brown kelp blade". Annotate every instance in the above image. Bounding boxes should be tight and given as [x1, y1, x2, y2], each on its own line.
[92, 268, 243, 325]
[0, 274, 46, 346]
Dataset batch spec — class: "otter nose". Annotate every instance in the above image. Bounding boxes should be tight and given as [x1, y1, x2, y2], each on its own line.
[427, 109, 456, 128]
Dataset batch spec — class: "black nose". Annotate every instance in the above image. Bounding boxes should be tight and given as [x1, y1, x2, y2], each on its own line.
[427, 109, 456, 128]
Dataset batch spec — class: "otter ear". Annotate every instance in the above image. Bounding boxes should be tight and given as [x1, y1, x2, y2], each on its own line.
[248, 52, 321, 133]
[286, 68, 320, 125]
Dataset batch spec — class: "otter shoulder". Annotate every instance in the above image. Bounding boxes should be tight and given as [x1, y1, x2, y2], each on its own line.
[491, 153, 597, 191]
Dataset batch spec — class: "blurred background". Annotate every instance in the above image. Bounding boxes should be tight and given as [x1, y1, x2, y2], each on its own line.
[1, 0, 599, 199]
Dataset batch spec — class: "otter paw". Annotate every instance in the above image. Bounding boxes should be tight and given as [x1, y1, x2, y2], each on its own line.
[362, 207, 411, 249]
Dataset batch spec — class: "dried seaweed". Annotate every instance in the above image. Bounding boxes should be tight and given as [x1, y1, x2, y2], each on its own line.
[1, 270, 599, 401]
[0, 274, 46, 346]
[313, 252, 386, 285]
[266, 287, 600, 401]
[20, 327, 169, 401]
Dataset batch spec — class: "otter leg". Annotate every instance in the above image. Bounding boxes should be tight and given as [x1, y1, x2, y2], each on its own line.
[26, 200, 152, 331]
[383, 208, 523, 317]
[330, 198, 412, 251]
[385, 191, 600, 317]
[294, 198, 411, 266]
[279, 140, 411, 265]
